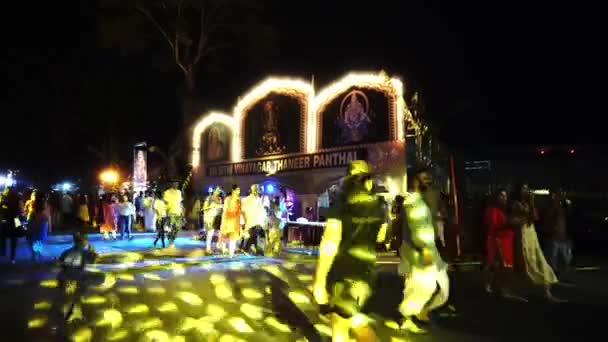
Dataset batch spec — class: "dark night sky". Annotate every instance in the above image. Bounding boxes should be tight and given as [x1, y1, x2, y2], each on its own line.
[1, 1, 606, 184]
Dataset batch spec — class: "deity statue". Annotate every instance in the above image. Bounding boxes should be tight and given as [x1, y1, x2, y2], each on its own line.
[257, 100, 286, 156]
[338, 91, 372, 143]
[207, 126, 226, 161]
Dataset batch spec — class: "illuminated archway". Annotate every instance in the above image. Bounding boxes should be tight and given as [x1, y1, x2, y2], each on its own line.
[312, 72, 407, 151]
[191, 112, 235, 168]
[233, 78, 314, 161]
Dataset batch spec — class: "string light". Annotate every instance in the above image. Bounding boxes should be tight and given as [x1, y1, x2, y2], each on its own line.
[233, 77, 313, 161]
[191, 72, 414, 167]
[191, 112, 235, 168]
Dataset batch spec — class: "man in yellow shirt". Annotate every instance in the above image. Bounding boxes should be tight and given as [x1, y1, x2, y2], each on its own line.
[163, 181, 183, 246]
[153, 191, 168, 248]
[312, 161, 388, 342]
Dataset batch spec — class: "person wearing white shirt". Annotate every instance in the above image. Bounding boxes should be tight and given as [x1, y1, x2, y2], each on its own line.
[242, 185, 266, 255]
[117, 195, 136, 240]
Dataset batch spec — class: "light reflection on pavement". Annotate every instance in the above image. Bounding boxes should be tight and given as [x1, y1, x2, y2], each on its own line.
[2, 234, 477, 341]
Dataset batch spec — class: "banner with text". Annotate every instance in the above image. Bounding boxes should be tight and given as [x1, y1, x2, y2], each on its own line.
[206, 148, 365, 177]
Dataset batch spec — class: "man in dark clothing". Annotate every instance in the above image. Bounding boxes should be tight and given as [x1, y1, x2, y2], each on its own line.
[52, 232, 99, 328]
[543, 188, 573, 279]
[0, 187, 24, 263]
[313, 160, 388, 342]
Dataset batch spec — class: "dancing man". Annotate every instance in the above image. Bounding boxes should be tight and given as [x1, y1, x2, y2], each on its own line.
[543, 187, 574, 281]
[203, 187, 223, 254]
[153, 191, 168, 248]
[163, 181, 184, 247]
[313, 160, 388, 342]
[242, 184, 267, 255]
[266, 196, 288, 257]
[398, 165, 449, 334]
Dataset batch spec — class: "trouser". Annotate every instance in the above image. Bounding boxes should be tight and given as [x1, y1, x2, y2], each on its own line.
[154, 217, 167, 247]
[1, 223, 19, 261]
[118, 215, 132, 239]
[266, 227, 282, 257]
[205, 219, 217, 251]
[167, 215, 181, 243]
[243, 225, 265, 255]
[400, 265, 450, 317]
[544, 239, 572, 276]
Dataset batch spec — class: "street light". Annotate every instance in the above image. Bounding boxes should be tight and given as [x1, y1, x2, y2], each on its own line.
[100, 169, 119, 185]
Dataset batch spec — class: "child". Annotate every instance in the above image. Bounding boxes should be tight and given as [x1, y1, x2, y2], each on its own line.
[52, 232, 98, 326]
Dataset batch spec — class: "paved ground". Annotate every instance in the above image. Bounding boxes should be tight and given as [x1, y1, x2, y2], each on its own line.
[0, 234, 606, 341]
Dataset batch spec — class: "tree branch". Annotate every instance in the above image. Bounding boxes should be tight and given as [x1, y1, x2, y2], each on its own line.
[193, 0, 208, 66]
[135, 5, 175, 51]
[174, 0, 188, 75]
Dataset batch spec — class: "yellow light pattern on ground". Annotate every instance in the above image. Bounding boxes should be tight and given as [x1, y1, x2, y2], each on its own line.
[117, 273, 135, 281]
[126, 303, 150, 315]
[96, 309, 123, 329]
[21, 252, 424, 341]
[240, 303, 264, 320]
[235, 277, 253, 285]
[314, 323, 332, 336]
[178, 317, 198, 332]
[33, 301, 51, 310]
[194, 318, 215, 334]
[288, 291, 311, 304]
[171, 263, 186, 276]
[117, 286, 139, 295]
[177, 280, 193, 289]
[227, 316, 254, 333]
[264, 316, 291, 333]
[385, 320, 400, 330]
[39, 279, 58, 288]
[143, 272, 164, 281]
[143, 329, 169, 342]
[210, 273, 227, 284]
[146, 286, 167, 295]
[71, 327, 93, 342]
[207, 303, 227, 318]
[107, 328, 129, 341]
[27, 317, 47, 329]
[82, 295, 107, 304]
[214, 283, 235, 302]
[297, 274, 313, 282]
[241, 288, 263, 299]
[94, 273, 116, 290]
[175, 291, 203, 306]
[134, 317, 163, 332]
[218, 334, 247, 342]
[157, 302, 179, 313]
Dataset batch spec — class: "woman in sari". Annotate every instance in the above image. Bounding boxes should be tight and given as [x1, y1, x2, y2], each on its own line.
[483, 189, 526, 301]
[100, 194, 117, 240]
[511, 183, 564, 302]
[220, 185, 241, 257]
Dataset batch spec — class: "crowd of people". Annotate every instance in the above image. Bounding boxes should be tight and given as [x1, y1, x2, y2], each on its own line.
[197, 183, 290, 258]
[483, 184, 573, 302]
